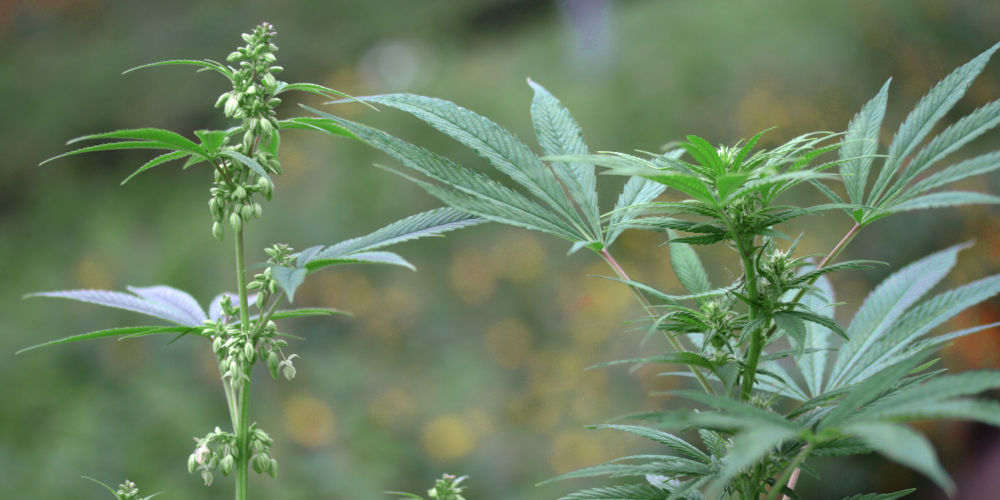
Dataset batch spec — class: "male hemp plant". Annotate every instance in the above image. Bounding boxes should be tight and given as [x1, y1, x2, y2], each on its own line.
[318, 43, 1000, 499]
[22, 23, 480, 499]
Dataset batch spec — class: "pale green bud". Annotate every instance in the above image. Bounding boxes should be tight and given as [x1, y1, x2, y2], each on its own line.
[262, 72, 277, 89]
[253, 203, 263, 218]
[268, 458, 278, 478]
[215, 92, 230, 108]
[234, 185, 247, 200]
[229, 213, 242, 231]
[243, 341, 255, 362]
[241, 204, 254, 220]
[187, 454, 197, 474]
[220, 454, 234, 475]
[281, 361, 296, 380]
[201, 470, 214, 487]
[267, 351, 280, 379]
[224, 96, 239, 116]
[212, 222, 224, 241]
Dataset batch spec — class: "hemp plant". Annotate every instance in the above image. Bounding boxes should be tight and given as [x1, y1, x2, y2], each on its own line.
[21, 23, 480, 499]
[318, 43, 1000, 498]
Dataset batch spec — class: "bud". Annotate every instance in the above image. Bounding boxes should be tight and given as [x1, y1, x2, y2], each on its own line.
[268, 458, 278, 478]
[215, 92, 230, 108]
[212, 221, 225, 240]
[227, 51, 242, 62]
[262, 72, 277, 90]
[194, 443, 211, 465]
[234, 185, 247, 200]
[246, 84, 258, 95]
[201, 469, 214, 487]
[243, 341, 255, 362]
[187, 453, 197, 474]
[267, 351, 280, 379]
[220, 454, 235, 475]
[241, 203, 254, 220]
[281, 361, 296, 380]
[253, 203, 263, 218]
[224, 96, 239, 117]
[230, 212, 242, 231]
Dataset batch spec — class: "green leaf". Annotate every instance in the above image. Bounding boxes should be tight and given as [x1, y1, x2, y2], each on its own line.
[121, 151, 189, 184]
[278, 116, 354, 138]
[794, 275, 836, 397]
[839, 489, 915, 500]
[270, 265, 307, 303]
[888, 97, 1000, 200]
[194, 129, 228, 154]
[868, 42, 1000, 206]
[358, 94, 585, 230]
[306, 251, 415, 272]
[847, 273, 1000, 385]
[606, 177, 667, 245]
[308, 110, 582, 240]
[830, 242, 969, 388]
[40, 141, 186, 166]
[218, 149, 272, 183]
[269, 308, 353, 320]
[559, 484, 671, 500]
[843, 422, 955, 495]
[820, 356, 924, 430]
[306, 208, 483, 264]
[710, 426, 801, 497]
[667, 229, 712, 297]
[840, 79, 891, 206]
[123, 58, 232, 78]
[857, 397, 1000, 427]
[17, 325, 200, 354]
[278, 82, 376, 110]
[67, 128, 206, 155]
[593, 425, 710, 462]
[774, 312, 807, 350]
[886, 191, 1000, 213]
[528, 78, 601, 239]
[902, 150, 1000, 198]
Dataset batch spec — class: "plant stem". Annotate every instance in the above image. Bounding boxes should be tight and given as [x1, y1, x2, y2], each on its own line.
[600, 248, 715, 394]
[234, 227, 252, 500]
[741, 222, 862, 401]
[764, 443, 812, 500]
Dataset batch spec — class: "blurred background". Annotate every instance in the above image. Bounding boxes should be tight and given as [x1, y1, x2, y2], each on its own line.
[2, 0, 1000, 498]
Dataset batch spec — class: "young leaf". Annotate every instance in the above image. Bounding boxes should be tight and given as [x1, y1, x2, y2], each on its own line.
[528, 78, 601, 238]
[357, 94, 585, 229]
[270, 265, 307, 303]
[27, 288, 204, 326]
[125, 285, 208, 325]
[868, 42, 1000, 206]
[842, 422, 955, 495]
[268, 308, 353, 320]
[305, 250, 415, 272]
[830, 242, 970, 388]
[122, 58, 232, 79]
[17, 325, 200, 354]
[840, 79, 891, 206]
[606, 177, 666, 245]
[667, 229, 712, 297]
[121, 151, 189, 185]
[66, 128, 207, 156]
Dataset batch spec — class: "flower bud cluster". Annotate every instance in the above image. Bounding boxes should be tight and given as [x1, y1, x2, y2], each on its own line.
[757, 242, 806, 306]
[427, 474, 468, 500]
[188, 427, 237, 486]
[700, 297, 740, 356]
[207, 22, 283, 239]
[114, 480, 140, 500]
[248, 423, 278, 478]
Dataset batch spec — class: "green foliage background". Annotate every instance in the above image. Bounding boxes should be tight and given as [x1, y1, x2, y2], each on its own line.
[2, 1, 999, 498]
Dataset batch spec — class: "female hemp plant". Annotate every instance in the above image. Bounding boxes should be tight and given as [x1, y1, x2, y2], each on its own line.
[325, 43, 1000, 498]
[21, 23, 480, 499]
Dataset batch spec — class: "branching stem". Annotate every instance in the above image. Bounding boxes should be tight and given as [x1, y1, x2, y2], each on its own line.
[600, 248, 715, 394]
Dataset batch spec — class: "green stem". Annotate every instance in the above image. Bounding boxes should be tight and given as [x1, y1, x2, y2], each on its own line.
[600, 248, 715, 394]
[720, 212, 763, 402]
[234, 227, 252, 500]
[764, 443, 812, 500]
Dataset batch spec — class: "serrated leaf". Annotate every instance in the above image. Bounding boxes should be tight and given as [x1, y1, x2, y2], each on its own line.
[774, 312, 807, 351]
[40, 141, 185, 166]
[270, 265, 307, 303]
[846, 272, 1000, 385]
[194, 129, 228, 154]
[218, 149, 272, 183]
[902, 150, 1000, 198]
[831, 242, 969, 388]
[308, 208, 483, 263]
[886, 191, 1000, 213]
[122, 58, 232, 78]
[667, 229, 712, 297]
[358, 93, 585, 229]
[125, 285, 207, 325]
[593, 425, 710, 463]
[559, 484, 671, 500]
[306, 250, 415, 271]
[839, 489, 915, 500]
[869, 42, 1000, 206]
[268, 308, 353, 320]
[843, 422, 954, 495]
[794, 275, 836, 397]
[27, 288, 203, 326]
[17, 325, 200, 354]
[280, 82, 375, 109]
[840, 79, 891, 205]
[820, 357, 924, 430]
[528, 78, 601, 239]
[120, 151, 189, 184]
[709, 426, 801, 497]
[67, 128, 206, 155]
[607, 177, 667, 244]
[278, 116, 354, 138]
[308, 109, 582, 241]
